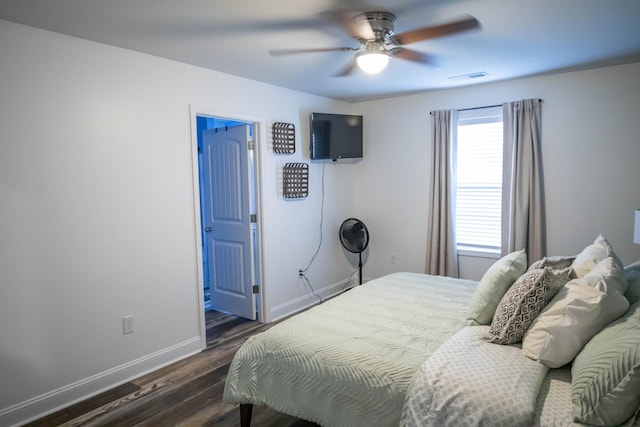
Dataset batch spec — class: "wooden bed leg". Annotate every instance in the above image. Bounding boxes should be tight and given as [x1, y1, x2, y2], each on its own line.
[240, 403, 253, 427]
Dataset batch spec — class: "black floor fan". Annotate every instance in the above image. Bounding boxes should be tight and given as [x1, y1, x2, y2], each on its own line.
[339, 218, 370, 285]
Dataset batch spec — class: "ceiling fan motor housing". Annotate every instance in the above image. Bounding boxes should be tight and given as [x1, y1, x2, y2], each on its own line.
[362, 11, 397, 41]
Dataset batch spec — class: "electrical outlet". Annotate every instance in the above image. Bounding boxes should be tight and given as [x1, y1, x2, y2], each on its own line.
[298, 268, 304, 277]
[390, 253, 397, 264]
[122, 315, 134, 334]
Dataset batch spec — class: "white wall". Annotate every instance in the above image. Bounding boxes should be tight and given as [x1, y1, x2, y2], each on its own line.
[354, 61, 640, 280]
[0, 19, 358, 425]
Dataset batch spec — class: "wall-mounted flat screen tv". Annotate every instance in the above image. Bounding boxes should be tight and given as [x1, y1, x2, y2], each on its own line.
[310, 112, 363, 160]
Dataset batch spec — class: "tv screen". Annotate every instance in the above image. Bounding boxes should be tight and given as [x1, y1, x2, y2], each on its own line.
[310, 112, 363, 160]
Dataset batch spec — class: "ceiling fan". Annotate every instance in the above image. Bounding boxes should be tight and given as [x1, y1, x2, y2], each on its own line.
[269, 9, 480, 76]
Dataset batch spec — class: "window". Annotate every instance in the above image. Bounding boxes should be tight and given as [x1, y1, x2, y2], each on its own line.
[455, 107, 503, 254]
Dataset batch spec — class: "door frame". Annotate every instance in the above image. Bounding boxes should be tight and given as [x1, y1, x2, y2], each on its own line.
[189, 105, 266, 349]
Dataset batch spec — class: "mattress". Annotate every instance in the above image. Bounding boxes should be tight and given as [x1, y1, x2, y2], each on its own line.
[223, 272, 477, 427]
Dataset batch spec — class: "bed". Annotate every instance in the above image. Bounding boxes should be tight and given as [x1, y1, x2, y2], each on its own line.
[223, 236, 640, 427]
[224, 272, 476, 426]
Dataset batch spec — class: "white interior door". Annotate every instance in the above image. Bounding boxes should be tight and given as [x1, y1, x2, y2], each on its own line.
[201, 125, 255, 320]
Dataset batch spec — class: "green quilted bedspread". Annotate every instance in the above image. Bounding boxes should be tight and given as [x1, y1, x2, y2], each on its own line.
[223, 272, 477, 427]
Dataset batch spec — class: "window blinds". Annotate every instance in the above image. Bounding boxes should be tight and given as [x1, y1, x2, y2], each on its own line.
[456, 107, 503, 252]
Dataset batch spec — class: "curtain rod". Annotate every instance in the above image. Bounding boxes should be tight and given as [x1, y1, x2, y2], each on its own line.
[458, 103, 501, 112]
[459, 99, 543, 112]
[430, 99, 543, 115]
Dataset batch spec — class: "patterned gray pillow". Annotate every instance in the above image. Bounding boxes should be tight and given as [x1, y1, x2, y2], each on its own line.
[486, 267, 572, 345]
[528, 255, 575, 272]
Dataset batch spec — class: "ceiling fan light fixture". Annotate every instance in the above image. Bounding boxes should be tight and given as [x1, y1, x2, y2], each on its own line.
[356, 51, 390, 74]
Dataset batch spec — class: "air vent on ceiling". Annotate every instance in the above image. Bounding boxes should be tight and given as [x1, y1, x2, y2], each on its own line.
[448, 71, 489, 81]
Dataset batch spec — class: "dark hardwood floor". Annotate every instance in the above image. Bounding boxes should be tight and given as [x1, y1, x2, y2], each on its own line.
[26, 310, 319, 427]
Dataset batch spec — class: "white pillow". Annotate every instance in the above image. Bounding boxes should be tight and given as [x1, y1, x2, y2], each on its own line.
[522, 258, 630, 368]
[571, 235, 609, 278]
[581, 256, 628, 295]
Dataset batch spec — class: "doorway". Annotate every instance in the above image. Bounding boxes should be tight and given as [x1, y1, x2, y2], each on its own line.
[192, 110, 263, 347]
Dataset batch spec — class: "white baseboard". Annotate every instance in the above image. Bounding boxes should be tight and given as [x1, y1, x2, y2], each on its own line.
[0, 336, 202, 427]
[268, 278, 352, 322]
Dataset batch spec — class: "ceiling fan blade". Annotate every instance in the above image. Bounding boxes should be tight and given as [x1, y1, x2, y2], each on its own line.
[326, 8, 375, 40]
[333, 59, 358, 77]
[392, 15, 480, 45]
[269, 47, 357, 56]
[390, 47, 438, 65]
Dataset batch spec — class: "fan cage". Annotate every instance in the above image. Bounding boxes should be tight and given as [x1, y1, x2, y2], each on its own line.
[339, 218, 369, 253]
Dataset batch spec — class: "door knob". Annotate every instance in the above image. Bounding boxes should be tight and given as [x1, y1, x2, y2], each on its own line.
[205, 227, 213, 232]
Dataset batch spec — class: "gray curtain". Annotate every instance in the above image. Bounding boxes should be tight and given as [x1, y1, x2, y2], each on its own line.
[501, 99, 546, 261]
[426, 109, 459, 277]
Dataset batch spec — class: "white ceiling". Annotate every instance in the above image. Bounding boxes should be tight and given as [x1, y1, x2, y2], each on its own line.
[1, 0, 640, 102]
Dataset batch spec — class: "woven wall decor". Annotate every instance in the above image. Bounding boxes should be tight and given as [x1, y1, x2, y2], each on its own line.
[272, 122, 296, 154]
[283, 162, 309, 199]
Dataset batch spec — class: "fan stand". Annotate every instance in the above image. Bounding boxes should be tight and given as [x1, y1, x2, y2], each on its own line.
[357, 252, 363, 286]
